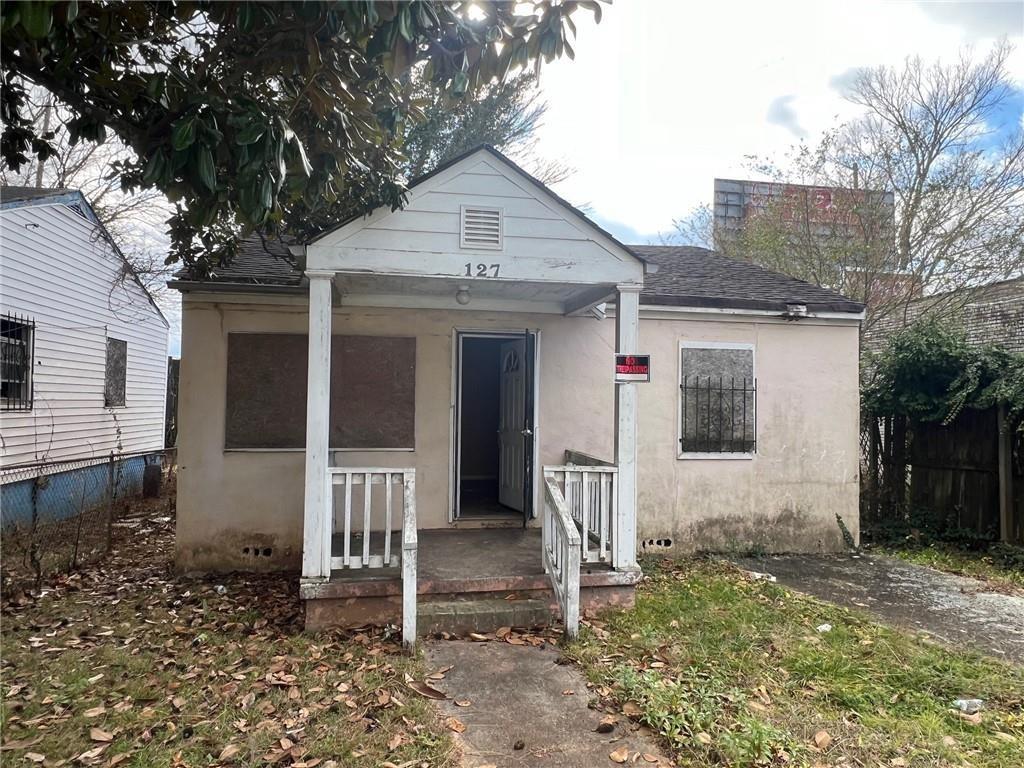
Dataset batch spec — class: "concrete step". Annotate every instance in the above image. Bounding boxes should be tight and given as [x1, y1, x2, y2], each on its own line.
[418, 597, 554, 636]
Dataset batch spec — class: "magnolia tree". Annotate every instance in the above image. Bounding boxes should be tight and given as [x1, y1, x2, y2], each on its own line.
[673, 43, 1024, 333]
[1, 1, 601, 274]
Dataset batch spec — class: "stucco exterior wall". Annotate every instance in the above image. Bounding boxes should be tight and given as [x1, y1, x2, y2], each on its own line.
[636, 313, 861, 554]
[176, 297, 615, 572]
[176, 296, 860, 572]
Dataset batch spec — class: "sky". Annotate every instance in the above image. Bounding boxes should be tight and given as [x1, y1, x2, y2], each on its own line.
[532, 0, 1024, 244]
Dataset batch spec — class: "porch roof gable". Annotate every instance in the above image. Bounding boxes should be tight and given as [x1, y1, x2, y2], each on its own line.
[304, 146, 647, 288]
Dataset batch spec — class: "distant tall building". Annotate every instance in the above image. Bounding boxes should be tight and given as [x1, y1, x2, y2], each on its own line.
[712, 178, 895, 247]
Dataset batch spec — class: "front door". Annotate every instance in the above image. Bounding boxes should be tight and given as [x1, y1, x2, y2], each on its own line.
[498, 339, 526, 512]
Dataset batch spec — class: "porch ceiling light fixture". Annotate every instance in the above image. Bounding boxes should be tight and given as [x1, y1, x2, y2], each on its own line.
[455, 285, 471, 305]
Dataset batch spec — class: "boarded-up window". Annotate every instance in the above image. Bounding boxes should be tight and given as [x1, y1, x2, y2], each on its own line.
[225, 333, 416, 449]
[680, 344, 756, 453]
[104, 338, 127, 407]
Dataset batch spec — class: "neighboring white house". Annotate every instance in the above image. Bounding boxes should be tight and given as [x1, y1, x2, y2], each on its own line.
[0, 187, 169, 520]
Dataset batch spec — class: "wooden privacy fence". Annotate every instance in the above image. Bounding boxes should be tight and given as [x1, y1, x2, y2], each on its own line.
[861, 406, 1023, 544]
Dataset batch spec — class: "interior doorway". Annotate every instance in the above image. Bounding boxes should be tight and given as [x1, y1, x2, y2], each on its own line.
[454, 332, 536, 522]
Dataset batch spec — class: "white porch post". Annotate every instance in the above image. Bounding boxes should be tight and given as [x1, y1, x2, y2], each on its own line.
[302, 270, 334, 580]
[614, 285, 641, 570]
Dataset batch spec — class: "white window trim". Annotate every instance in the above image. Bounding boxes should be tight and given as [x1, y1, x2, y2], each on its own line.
[677, 340, 756, 460]
[459, 205, 504, 251]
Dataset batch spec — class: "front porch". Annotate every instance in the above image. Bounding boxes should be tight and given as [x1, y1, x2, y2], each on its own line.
[295, 147, 652, 646]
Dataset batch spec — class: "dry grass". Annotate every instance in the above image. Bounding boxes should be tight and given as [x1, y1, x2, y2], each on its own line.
[1, 498, 454, 768]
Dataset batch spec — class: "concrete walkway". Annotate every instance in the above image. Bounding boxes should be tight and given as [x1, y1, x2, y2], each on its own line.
[424, 640, 668, 767]
[730, 553, 1024, 664]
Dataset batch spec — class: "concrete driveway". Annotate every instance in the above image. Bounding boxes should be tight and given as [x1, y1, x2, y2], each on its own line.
[729, 553, 1024, 664]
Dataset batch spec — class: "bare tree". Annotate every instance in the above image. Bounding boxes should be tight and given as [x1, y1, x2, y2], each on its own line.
[674, 43, 1024, 334]
[1, 88, 174, 302]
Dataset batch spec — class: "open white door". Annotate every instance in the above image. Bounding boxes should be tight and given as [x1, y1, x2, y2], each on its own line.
[498, 339, 526, 511]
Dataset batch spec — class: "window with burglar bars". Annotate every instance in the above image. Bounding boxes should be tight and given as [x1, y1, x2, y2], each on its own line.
[1, 312, 34, 411]
[679, 343, 756, 454]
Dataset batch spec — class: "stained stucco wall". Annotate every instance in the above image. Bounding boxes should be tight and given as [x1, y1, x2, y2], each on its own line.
[636, 313, 861, 555]
[175, 297, 615, 572]
[175, 296, 860, 572]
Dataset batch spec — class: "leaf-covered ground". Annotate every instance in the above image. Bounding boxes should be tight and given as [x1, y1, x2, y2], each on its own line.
[567, 557, 1024, 767]
[1, 505, 454, 768]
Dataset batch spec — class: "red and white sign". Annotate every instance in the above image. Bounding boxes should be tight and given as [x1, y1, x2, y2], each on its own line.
[615, 354, 651, 383]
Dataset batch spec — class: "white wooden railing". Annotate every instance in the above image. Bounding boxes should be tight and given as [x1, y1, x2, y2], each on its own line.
[543, 465, 617, 565]
[542, 473, 581, 639]
[327, 468, 417, 648]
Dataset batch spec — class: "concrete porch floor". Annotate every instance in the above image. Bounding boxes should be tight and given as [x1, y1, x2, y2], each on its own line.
[330, 528, 580, 582]
[301, 527, 637, 602]
[301, 528, 640, 631]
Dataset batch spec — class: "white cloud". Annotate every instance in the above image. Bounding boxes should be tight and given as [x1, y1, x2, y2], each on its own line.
[534, 0, 1024, 242]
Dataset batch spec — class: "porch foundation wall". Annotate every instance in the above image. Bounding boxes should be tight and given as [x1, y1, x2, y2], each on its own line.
[176, 296, 860, 572]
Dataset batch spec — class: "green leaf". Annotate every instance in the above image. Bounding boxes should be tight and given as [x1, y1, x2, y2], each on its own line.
[171, 118, 196, 151]
[196, 145, 216, 191]
[235, 122, 265, 146]
[18, 1, 53, 38]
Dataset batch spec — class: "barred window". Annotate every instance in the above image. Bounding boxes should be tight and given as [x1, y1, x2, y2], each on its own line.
[1, 313, 34, 411]
[680, 343, 756, 454]
[105, 338, 128, 407]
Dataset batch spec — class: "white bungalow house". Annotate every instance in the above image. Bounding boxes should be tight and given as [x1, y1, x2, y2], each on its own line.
[169, 147, 864, 645]
[0, 187, 169, 523]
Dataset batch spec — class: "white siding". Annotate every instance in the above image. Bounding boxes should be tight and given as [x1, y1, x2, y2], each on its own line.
[308, 152, 645, 288]
[0, 203, 169, 468]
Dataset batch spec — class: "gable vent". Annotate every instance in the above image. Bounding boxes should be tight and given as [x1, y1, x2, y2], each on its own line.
[460, 206, 503, 250]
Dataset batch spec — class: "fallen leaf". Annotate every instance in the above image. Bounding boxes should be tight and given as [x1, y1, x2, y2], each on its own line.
[407, 681, 447, 700]
[958, 711, 982, 726]
[596, 714, 618, 734]
[609, 746, 630, 763]
[641, 755, 660, 764]
[446, 717, 466, 733]
[25, 754, 46, 764]
[468, 632, 490, 642]
[219, 744, 241, 761]
[90, 728, 114, 743]
[812, 730, 832, 749]
[695, 732, 712, 745]
[622, 702, 642, 718]
[455, 699, 472, 707]
[84, 706, 107, 718]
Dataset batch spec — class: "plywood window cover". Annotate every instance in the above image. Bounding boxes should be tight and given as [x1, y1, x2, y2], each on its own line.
[104, 337, 128, 408]
[224, 333, 415, 450]
[677, 341, 756, 459]
[460, 205, 503, 250]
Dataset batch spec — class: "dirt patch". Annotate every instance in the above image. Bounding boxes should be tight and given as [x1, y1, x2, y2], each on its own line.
[730, 552, 1024, 664]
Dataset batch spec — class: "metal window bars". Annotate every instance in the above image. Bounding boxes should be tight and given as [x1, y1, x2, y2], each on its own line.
[680, 375, 757, 453]
[1, 312, 34, 411]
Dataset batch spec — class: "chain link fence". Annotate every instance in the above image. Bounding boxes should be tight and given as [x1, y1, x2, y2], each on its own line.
[1, 448, 176, 594]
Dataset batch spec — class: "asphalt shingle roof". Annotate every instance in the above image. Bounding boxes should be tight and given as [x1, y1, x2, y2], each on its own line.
[0, 186, 74, 203]
[631, 245, 865, 314]
[175, 238, 863, 314]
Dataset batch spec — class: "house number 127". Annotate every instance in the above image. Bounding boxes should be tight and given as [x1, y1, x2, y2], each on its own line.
[464, 263, 501, 278]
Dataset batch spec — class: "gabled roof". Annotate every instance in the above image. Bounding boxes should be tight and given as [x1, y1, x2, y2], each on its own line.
[310, 145, 647, 266]
[0, 186, 169, 327]
[632, 245, 865, 314]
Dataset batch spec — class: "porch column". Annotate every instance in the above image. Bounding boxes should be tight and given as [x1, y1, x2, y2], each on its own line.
[614, 285, 641, 570]
[302, 270, 334, 580]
